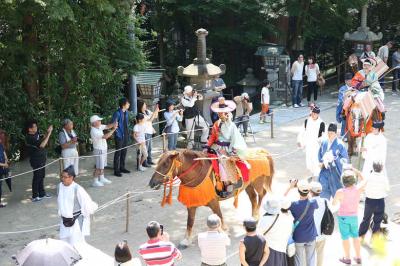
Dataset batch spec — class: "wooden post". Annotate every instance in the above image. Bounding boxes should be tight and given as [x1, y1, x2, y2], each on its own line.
[162, 133, 167, 152]
[125, 192, 130, 233]
[58, 159, 63, 180]
[270, 112, 274, 139]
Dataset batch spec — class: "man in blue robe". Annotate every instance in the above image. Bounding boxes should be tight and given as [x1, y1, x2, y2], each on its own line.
[318, 123, 349, 199]
[336, 73, 354, 139]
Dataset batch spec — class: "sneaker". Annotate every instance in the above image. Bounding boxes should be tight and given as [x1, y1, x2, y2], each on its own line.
[138, 166, 146, 172]
[299, 103, 305, 107]
[339, 257, 351, 265]
[120, 169, 131, 174]
[259, 120, 265, 124]
[99, 176, 112, 184]
[0, 203, 6, 208]
[392, 92, 397, 96]
[353, 257, 362, 264]
[92, 180, 104, 187]
[40, 194, 52, 199]
[31, 197, 42, 202]
[294, 104, 300, 108]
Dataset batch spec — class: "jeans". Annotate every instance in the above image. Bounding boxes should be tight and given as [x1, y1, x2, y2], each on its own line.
[358, 197, 385, 236]
[393, 68, 400, 92]
[30, 158, 46, 198]
[234, 115, 249, 134]
[292, 80, 303, 106]
[307, 82, 318, 102]
[295, 241, 316, 266]
[113, 136, 128, 173]
[145, 133, 153, 163]
[340, 120, 346, 138]
[167, 133, 178, 150]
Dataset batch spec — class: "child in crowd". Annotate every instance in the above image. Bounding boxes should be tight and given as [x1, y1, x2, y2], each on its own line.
[358, 161, 390, 242]
[163, 100, 183, 151]
[333, 167, 366, 265]
[260, 80, 270, 124]
[310, 181, 327, 266]
[133, 113, 148, 172]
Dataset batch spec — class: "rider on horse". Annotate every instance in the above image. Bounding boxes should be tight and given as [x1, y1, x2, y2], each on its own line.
[205, 97, 248, 197]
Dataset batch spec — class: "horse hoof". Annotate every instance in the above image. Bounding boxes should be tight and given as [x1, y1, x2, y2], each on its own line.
[179, 238, 191, 249]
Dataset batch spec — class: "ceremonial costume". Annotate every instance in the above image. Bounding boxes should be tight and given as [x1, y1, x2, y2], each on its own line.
[207, 100, 247, 184]
[362, 122, 387, 176]
[318, 124, 349, 199]
[297, 107, 325, 177]
[336, 74, 353, 137]
[58, 181, 98, 246]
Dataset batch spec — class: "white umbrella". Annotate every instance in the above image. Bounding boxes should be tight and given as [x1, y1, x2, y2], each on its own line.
[15, 238, 81, 266]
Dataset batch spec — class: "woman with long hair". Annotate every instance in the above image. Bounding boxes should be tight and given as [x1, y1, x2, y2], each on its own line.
[305, 56, 320, 106]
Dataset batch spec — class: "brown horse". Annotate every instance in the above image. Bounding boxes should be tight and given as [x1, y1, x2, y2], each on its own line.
[149, 149, 274, 248]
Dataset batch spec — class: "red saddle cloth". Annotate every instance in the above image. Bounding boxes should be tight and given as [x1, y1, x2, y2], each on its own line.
[207, 153, 250, 182]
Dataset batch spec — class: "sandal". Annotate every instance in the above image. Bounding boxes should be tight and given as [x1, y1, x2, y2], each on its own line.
[339, 257, 351, 265]
[354, 257, 362, 264]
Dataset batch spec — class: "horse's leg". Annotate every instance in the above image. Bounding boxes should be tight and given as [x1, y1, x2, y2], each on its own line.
[179, 207, 197, 249]
[245, 184, 258, 219]
[252, 177, 267, 220]
[208, 198, 227, 231]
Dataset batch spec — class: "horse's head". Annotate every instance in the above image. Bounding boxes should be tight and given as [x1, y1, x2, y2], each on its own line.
[149, 151, 180, 190]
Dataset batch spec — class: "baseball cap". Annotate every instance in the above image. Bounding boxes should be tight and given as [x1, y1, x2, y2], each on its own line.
[90, 115, 103, 124]
[184, 85, 193, 94]
[310, 181, 322, 194]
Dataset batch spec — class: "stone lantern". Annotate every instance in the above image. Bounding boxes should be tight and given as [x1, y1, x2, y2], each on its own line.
[236, 68, 260, 98]
[177, 28, 226, 124]
[344, 4, 382, 57]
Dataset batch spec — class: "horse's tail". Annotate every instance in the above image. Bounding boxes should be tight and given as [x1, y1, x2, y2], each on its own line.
[265, 153, 274, 192]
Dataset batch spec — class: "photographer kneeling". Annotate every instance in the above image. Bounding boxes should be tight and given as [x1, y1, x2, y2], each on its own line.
[233, 92, 253, 137]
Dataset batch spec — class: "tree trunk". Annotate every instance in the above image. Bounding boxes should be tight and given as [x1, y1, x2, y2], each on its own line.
[286, 0, 311, 55]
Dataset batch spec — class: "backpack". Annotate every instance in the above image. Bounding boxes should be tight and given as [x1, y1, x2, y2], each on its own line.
[321, 200, 334, 235]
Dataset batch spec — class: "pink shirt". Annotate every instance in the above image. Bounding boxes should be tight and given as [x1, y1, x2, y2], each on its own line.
[338, 186, 360, 216]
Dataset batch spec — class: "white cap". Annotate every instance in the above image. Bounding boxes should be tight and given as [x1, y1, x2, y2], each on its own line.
[184, 85, 193, 94]
[241, 92, 249, 99]
[90, 115, 103, 124]
[310, 181, 322, 194]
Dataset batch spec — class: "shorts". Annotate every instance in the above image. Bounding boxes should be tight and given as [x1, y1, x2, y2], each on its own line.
[93, 149, 107, 170]
[338, 216, 359, 240]
[261, 104, 269, 114]
[138, 144, 148, 160]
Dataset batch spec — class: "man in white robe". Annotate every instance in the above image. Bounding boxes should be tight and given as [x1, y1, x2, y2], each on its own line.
[362, 121, 387, 175]
[297, 106, 326, 178]
[58, 165, 98, 246]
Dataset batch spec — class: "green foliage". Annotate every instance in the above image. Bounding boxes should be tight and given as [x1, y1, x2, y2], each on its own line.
[0, 0, 147, 159]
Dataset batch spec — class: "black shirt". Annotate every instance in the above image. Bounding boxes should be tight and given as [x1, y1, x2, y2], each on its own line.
[242, 234, 266, 266]
[26, 132, 47, 161]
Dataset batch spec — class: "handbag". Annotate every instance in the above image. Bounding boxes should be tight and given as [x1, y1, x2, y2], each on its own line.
[287, 200, 311, 257]
[316, 74, 325, 87]
[163, 125, 172, 134]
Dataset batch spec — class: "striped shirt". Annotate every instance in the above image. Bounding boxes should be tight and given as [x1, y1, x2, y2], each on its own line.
[138, 239, 181, 266]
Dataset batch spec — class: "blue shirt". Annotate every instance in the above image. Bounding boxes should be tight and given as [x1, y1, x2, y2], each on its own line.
[290, 199, 319, 243]
[112, 108, 130, 140]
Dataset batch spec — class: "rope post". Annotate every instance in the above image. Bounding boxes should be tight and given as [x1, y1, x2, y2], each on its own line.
[58, 159, 63, 179]
[162, 133, 167, 152]
[125, 192, 130, 233]
[270, 112, 274, 138]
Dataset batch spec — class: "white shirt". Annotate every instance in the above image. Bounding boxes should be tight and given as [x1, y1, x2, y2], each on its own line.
[198, 231, 230, 265]
[365, 172, 390, 199]
[362, 133, 387, 175]
[305, 63, 319, 82]
[90, 125, 107, 150]
[143, 111, 155, 135]
[312, 196, 326, 238]
[261, 87, 270, 104]
[133, 124, 146, 143]
[257, 212, 294, 253]
[378, 45, 389, 60]
[181, 94, 197, 108]
[292, 61, 304, 81]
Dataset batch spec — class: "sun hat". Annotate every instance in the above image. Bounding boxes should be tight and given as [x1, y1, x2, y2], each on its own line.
[280, 197, 292, 210]
[210, 100, 236, 113]
[297, 179, 310, 193]
[310, 181, 322, 194]
[90, 115, 103, 124]
[263, 197, 281, 215]
[184, 85, 193, 94]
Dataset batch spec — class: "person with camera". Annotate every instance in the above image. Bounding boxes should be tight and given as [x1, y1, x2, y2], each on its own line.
[26, 120, 53, 202]
[58, 165, 98, 246]
[138, 221, 182, 266]
[181, 85, 209, 149]
[233, 92, 253, 137]
[163, 100, 183, 150]
[59, 118, 80, 177]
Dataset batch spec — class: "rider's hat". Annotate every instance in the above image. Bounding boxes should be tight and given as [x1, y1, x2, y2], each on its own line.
[211, 100, 236, 113]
